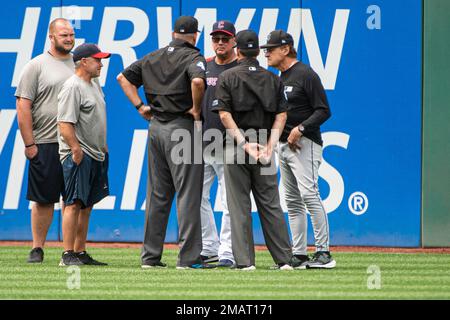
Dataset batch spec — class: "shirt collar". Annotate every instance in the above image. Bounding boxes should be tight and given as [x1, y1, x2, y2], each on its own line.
[237, 58, 260, 67]
[169, 38, 200, 51]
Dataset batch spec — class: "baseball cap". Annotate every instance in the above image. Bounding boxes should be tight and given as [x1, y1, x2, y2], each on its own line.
[72, 43, 111, 62]
[235, 30, 259, 50]
[210, 20, 236, 37]
[260, 30, 294, 49]
[174, 16, 200, 34]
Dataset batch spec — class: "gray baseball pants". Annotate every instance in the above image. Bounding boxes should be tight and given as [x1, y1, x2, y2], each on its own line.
[224, 147, 292, 267]
[278, 137, 330, 255]
[141, 117, 203, 267]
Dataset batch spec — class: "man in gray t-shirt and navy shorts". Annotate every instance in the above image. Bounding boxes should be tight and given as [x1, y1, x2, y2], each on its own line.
[57, 43, 111, 266]
[15, 18, 75, 264]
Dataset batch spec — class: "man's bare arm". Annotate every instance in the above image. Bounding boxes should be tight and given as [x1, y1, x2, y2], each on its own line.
[16, 97, 38, 159]
[58, 122, 83, 165]
[116, 73, 152, 120]
[186, 77, 205, 121]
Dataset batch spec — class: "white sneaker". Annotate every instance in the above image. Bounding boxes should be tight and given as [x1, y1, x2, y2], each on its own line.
[279, 264, 294, 271]
[239, 265, 256, 271]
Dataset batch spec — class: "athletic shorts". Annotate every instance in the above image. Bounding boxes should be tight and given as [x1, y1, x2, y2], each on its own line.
[62, 152, 109, 209]
[27, 143, 64, 204]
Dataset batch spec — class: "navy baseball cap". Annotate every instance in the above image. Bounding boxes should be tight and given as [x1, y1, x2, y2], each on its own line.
[72, 43, 111, 62]
[174, 16, 200, 34]
[210, 20, 236, 37]
[235, 30, 259, 50]
[260, 30, 294, 49]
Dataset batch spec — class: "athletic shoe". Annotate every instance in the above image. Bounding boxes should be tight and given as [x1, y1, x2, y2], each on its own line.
[217, 259, 234, 268]
[27, 247, 44, 263]
[306, 251, 336, 269]
[290, 254, 310, 270]
[176, 263, 217, 270]
[76, 251, 108, 266]
[270, 263, 294, 270]
[200, 255, 219, 263]
[231, 265, 256, 271]
[141, 261, 168, 269]
[59, 251, 83, 266]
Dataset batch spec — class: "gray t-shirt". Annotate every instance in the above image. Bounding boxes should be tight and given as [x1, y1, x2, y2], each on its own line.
[57, 75, 107, 162]
[14, 52, 75, 144]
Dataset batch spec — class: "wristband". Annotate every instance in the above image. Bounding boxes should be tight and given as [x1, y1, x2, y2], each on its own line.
[25, 143, 36, 148]
[135, 101, 144, 110]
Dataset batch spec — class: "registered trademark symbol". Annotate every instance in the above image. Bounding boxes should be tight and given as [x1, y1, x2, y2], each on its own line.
[348, 192, 368, 215]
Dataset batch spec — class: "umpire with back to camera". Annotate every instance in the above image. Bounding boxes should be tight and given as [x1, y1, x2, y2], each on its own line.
[261, 30, 335, 269]
[212, 29, 298, 271]
[117, 16, 216, 270]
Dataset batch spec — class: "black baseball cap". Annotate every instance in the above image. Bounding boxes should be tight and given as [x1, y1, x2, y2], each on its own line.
[260, 30, 294, 49]
[72, 43, 111, 62]
[235, 30, 259, 50]
[210, 20, 236, 37]
[174, 16, 200, 34]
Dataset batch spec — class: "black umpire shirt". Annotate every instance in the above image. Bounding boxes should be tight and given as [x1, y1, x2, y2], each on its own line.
[121, 38, 207, 122]
[280, 61, 331, 146]
[212, 58, 287, 139]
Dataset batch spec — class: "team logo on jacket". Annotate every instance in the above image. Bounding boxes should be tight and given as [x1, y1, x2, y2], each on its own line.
[249, 66, 256, 71]
[284, 86, 293, 100]
[207, 77, 218, 86]
[197, 61, 206, 70]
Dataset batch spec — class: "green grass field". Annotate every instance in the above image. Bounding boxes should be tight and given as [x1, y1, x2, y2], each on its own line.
[1, 246, 450, 299]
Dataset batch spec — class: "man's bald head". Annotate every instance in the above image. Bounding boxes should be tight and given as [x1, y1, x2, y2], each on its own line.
[49, 18, 72, 34]
[48, 18, 75, 55]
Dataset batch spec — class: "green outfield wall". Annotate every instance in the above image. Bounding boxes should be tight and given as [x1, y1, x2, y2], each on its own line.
[422, 0, 450, 246]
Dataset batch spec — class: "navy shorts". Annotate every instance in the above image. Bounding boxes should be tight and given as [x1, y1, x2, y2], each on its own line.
[27, 143, 64, 204]
[62, 152, 109, 209]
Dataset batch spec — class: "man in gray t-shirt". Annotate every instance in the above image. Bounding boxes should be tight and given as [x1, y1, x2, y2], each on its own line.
[57, 43, 111, 267]
[15, 18, 75, 264]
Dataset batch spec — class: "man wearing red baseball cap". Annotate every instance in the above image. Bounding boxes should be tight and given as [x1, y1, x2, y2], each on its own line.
[57, 43, 111, 266]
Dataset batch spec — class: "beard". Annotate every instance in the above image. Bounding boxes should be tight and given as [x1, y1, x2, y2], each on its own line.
[215, 49, 231, 60]
[54, 39, 74, 55]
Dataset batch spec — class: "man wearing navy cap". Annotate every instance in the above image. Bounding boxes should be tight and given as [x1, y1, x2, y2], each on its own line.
[57, 43, 111, 266]
[199, 20, 238, 268]
[212, 30, 293, 271]
[261, 30, 335, 269]
[117, 16, 215, 270]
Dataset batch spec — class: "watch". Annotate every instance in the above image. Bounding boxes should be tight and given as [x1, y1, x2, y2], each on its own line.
[135, 101, 144, 110]
[298, 124, 305, 133]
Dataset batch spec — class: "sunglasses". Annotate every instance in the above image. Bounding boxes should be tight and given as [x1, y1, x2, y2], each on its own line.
[263, 47, 280, 53]
[212, 36, 232, 44]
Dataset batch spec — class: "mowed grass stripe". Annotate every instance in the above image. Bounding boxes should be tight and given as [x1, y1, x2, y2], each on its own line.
[2, 247, 450, 299]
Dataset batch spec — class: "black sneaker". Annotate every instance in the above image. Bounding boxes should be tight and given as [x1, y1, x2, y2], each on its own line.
[141, 261, 168, 269]
[76, 251, 108, 266]
[306, 251, 336, 269]
[290, 254, 310, 270]
[176, 263, 217, 270]
[59, 251, 83, 266]
[200, 255, 219, 263]
[27, 247, 44, 263]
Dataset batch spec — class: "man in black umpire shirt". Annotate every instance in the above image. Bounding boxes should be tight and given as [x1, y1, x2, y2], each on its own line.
[212, 30, 294, 270]
[117, 16, 215, 269]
